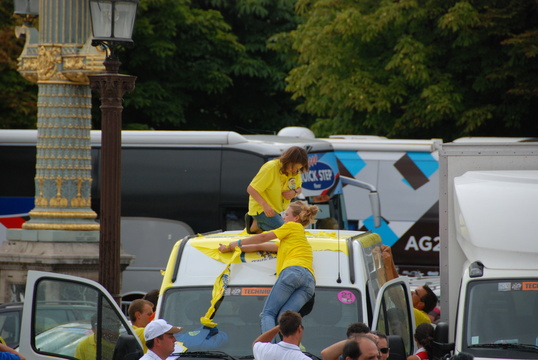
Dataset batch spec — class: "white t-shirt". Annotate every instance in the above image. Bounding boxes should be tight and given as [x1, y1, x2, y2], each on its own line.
[253, 341, 311, 360]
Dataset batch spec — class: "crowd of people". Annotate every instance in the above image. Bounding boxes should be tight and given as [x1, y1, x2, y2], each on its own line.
[114, 312, 470, 360]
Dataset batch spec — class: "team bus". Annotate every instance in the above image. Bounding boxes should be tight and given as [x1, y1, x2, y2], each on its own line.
[0, 129, 380, 295]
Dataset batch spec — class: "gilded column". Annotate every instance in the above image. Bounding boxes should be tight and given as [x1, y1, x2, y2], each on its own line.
[16, 0, 106, 234]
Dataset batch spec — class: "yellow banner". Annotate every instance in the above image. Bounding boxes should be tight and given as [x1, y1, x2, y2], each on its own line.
[190, 230, 353, 264]
[199, 247, 242, 328]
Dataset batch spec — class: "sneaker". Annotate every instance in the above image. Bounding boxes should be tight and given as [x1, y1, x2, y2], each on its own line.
[244, 213, 254, 234]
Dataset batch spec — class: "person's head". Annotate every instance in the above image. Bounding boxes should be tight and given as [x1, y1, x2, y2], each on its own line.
[278, 310, 304, 338]
[414, 323, 434, 353]
[144, 319, 183, 357]
[412, 284, 438, 313]
[370, 331, 389, 360]
[143, 289, 160, 311]
[279, 146, 309, 176]
[128, 299, 154, 327]
[285, 201, 319, 227]
[346, 322, 370, 338]
[343, 335, 379, 360]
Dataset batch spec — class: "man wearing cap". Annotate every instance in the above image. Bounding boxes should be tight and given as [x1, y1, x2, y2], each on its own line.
[140, 319, 183, 360]
[252, 310, 310, 360]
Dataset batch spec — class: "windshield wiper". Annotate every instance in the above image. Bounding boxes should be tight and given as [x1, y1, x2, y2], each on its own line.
[171, 350, 239, 360]
[469, 343, 538, 353]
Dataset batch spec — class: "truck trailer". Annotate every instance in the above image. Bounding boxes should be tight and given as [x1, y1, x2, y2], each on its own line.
[438, 141, 538, 359]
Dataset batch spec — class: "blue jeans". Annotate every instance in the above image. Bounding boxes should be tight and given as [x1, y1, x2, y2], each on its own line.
[253, 212, 284, 231]
[260, 266, 316, 333]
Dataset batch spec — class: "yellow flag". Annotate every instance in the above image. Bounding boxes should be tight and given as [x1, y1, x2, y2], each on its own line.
[200, 247, 242, 328]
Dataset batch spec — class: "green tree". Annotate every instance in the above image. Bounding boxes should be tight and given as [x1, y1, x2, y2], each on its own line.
[183, 0, 312, 133]
[282, 0, 538, 140]
[115, 0, 244, 130]
[0, 0, 37, 129]
[118, 0, 310, 132]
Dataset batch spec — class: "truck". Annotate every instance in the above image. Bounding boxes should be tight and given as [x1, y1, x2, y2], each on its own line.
[278, 127, 442, 275]
[0, 130, 381, 298]
[438, 140, 538, 359]
[154, 229, 417, 359]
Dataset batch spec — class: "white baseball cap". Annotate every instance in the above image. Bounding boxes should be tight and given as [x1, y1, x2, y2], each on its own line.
[144, 319, 183, 341]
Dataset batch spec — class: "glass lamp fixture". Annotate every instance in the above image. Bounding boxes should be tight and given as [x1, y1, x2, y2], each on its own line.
[14, 0, 38, 16]
[89, 0, 138, 52]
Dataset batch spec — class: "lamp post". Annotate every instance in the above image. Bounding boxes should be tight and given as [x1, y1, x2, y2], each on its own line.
[88, 0, 138, 304]
[13, 0, 38, 21]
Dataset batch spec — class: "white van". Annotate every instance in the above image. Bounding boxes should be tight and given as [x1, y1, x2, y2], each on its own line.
[156, 229, 417, 359]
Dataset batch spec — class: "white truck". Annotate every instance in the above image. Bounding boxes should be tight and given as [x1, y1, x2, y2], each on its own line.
[438, 141, 538, 359]
[155, 229, 417, 359]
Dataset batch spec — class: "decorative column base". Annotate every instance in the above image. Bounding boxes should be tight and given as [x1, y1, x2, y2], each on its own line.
[0, 238, 134, 303]
[7, 228, 99, 242]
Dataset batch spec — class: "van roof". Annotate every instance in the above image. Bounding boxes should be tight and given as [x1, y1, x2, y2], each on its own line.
[161, 229, 381, 289]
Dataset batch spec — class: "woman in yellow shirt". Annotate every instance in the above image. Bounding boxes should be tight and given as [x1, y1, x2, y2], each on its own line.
[221, 201, 318, 333]
[246, 146, 308, 234]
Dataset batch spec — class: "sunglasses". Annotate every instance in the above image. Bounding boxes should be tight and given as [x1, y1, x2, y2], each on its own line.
[379, 348, 390, 354]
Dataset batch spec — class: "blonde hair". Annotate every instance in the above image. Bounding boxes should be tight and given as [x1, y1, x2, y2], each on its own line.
[289, 201, 318, 227]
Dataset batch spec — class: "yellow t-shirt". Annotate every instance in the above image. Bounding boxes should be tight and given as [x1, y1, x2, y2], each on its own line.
[248, 159, 303, 215]
[273, 222, 314, 278]
[133, 325, 148, 353]
[75, 334, 116, 360]
[75, 334, 96, 360]
[413, 308, 431, 327]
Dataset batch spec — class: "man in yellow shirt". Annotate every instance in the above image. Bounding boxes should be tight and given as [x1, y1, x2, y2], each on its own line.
[412, 285, 437, 327]
[75, 317, 116, 360]
[128, 299, 155, 352]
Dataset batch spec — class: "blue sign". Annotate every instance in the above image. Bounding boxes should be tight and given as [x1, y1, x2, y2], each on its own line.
[302, 159, 335, 192]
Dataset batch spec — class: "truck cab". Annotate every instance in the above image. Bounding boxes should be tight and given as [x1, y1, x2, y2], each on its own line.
[451, 170, 538, 359]
[156, 229, 416, 359]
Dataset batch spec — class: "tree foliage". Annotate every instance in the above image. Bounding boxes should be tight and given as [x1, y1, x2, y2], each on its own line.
[0, 0, 37, 129]
[282, 0, 538, 140]
[118, 0, 311, 132]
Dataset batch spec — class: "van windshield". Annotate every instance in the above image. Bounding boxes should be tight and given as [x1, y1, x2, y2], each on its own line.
[463, 279, 538, 358]
[161, 286, 362, 357]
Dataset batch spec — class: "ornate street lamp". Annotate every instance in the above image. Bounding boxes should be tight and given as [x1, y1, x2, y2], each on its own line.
[13, 0, 38, 40]
[13, 0, 38, 16]
[88, 0, 138, 304]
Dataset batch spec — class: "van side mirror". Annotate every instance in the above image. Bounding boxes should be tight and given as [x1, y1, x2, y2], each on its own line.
[368, 191, 381, 228]
[341, 176, 382, 228]
[387, 334, 406, 360]
[432, 322, 455, 359]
